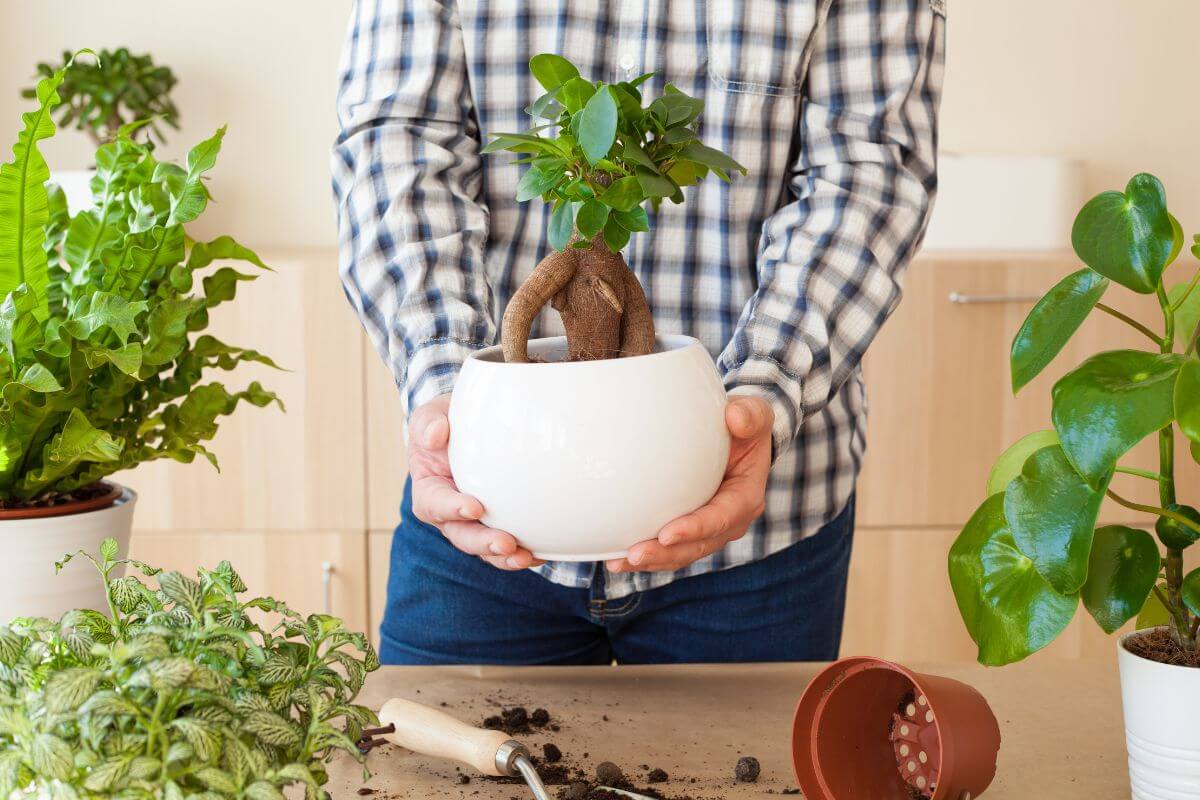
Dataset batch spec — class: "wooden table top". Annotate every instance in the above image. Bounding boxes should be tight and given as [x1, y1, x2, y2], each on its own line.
[324, 659, 1128, 799]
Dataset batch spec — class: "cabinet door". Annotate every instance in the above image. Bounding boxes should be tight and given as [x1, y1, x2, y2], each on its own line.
[857, 254, 1200, 528]
[127, 530, 369, 633]
[123, 249, 367, 532]
[365, 353, 408, 531]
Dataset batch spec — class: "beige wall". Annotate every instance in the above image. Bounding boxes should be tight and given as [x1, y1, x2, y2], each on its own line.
[1, 1, 1198, 247]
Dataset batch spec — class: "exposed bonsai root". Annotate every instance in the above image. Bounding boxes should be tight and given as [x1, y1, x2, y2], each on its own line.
[502, 239, 655, 362]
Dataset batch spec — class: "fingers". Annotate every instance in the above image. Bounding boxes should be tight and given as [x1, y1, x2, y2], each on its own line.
[608, 528, 746, 573]
[411, 475, 484, 524]
[440, 521, 544, 570]
[410, 403, 450, 451]
[726, 395, 773, 440]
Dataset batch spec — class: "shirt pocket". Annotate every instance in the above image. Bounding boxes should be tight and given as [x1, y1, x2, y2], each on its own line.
[705, 0, 824, 96]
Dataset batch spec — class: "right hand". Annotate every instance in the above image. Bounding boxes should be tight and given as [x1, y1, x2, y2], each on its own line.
[408, 395, 543, 570]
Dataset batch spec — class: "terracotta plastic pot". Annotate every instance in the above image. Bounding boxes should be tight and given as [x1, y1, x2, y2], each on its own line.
[792, 657, 1001, 800]
[0, 481, 135, 620]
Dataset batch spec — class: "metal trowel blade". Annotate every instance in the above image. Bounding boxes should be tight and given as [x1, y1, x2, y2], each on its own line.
[597, 788, 658, 800]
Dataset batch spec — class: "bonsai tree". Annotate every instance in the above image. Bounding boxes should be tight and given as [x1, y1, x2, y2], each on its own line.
[23, 48, 180, 146]
[484, 54, 745, 362]
[949, 173, 1200, 665]
[0, 541, 379, 798]
[0, 59, 278, 507]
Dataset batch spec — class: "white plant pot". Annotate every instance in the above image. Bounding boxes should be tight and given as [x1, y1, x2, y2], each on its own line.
[449, 335, 730, 560]
[51, 168, 97, 214]
[1118, 629, 1200, 799]
[0, 486, 136, 621]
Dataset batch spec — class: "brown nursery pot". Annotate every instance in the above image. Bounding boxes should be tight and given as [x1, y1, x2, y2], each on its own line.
[0, 481, 123, 520]
[792, 657, 1001, 800]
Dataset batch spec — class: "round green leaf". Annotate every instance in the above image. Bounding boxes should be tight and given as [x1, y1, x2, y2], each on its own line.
[1176, 359, 1200, 449]
[547, 201, 575, 252]
[1168, 282, 1200, 350]
[1004, 444, 1109, 593]
[1052, 350, 1183, 485]
[1156, 503, 1200, 549]
[576, 200, 609, 238]
[987, 430, 1059, 497]
[529, 54, 580, 92]
[602, 217, 631, 253]
[1081, 525, 1160, 634]
[598, 176, 643, 212]
[558, 77, 597, 114]
[1183, 567, 1200, 618]
[577, 88, 618, 165]
[1167, 212, 1185, 266]
[1010, 269, 1109, 393]
[1071, 173, 1175, 294]
[949, 493, 1078, 666]
[613, 206, 649, 233]
[1136, 583, 1171, 630]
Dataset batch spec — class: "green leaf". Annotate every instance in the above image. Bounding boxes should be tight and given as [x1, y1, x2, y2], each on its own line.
[245, 709, 301, 748]
[678, 142, 747, 176]
[986, 430, 1059, 497]
[1010, 268, 1109, 392]
[557, 77, 597, 115]
[196, 767, 239, 794]
[63, 291, 148, 344]
[1071, 173, 1175, 294]
[602, 218, 631, 253]
[622, 140, 656, 169]
[1081, 525, 1160, 634]
[949, 493, 1078, 665]
[30, 733, 73, 780]
[170, 717, 221, 762]
[547, 201, 575, 251]
[1156, 503, 1200, 549]
[1052, 350, 1183, 485]
[159, 571, 204, 615]
[186, 235, 269, 273]
[0, 62, 71, 317]
[1136, 583, 1171, 629]
[1168, 281, 1200, 350]
[45, 666, 102, 712]
[15, 408, 124, 495]
[143, 298, 202, 366]
[598, 176, 642, 212]
[1177, 359, 1200, 449]
[1004, 444, 1110, 593]
[635, 166, 676, 198]
[16, 363, 63, 392]
[202, 268, 257, 308]
[166, 126, 226, 226]
[577, 88, 618, 165]
[529, 54, 580, 91]
[515, 165, 560, 202]
[613, 206, 649, 233]
[576, 200, 609, 238]
[246, 782, 286, 800]
[100, 536, 118, 561]
[1184, 568, 1200, 617]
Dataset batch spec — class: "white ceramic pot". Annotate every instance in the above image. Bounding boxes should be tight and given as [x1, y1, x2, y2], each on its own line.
[51, 168, 97, 213]
[1118, 629, 1200, 799]
[449, 335, 730, 560]
[0, 486, 136, 620]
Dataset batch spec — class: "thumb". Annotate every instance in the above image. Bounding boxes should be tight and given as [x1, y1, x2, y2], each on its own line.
[410, 406, 451, 451]
[725, 395, 772, 440]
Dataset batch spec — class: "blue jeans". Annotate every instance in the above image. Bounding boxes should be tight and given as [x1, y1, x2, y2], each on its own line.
[380, 481, 855, 665]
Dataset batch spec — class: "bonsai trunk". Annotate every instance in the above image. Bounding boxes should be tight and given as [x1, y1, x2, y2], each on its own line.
[501, 238, 655, 363]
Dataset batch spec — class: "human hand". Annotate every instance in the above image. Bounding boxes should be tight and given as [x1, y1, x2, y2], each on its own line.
[408, 394, 544, 570]
[606, 395, 774, 573]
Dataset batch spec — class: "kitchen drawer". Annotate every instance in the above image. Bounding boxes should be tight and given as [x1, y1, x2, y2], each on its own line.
[857, 253, 1200, 528]
[127, 529, 370, 633]
[122, 248, 368, 532]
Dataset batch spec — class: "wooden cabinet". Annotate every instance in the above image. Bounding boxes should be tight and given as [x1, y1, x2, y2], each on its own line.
[127, 530, 370, 632]
[857, 252, 1200, 528]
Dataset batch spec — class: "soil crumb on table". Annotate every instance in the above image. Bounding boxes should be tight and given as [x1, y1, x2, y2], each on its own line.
[1124, 628, 1200, 668]
[482, 705, 557, 735]
[734, 756, 760, 783]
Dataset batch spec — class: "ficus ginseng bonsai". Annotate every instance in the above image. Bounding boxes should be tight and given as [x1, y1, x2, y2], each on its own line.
[484, 54, 745, 362]
[0, 539, 379, 798]
[0, 60, 278, 507]
[23, 48, 180, 147]
[949, 173, 1200, 666]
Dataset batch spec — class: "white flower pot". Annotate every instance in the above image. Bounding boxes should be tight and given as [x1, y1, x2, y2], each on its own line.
[51, 168, 96, 213]
[1118, 629, 1200, 799]
[0, 484, 136, 620]
[448, 335, 730, 560]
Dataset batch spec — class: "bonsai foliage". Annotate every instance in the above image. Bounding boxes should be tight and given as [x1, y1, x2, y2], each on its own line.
[24, 49, 180, 146]
[949, 173, 1200, 665]
[0, 61, 279, 504]
[484, 54, 745, 362]
[0, 540, 380, 798]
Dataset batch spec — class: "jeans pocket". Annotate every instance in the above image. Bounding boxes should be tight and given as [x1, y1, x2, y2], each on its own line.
[705, 0, 828, 96]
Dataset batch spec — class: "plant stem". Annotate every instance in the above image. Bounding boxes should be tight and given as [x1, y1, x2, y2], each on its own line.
[1114, 466, 1168, 482]
[1105, 490, 1200, 534]
[1095, 302, 1164, 346]
[1169, 267, 1200, 312]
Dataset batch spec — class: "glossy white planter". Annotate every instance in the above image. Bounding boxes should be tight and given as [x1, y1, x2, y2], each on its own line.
[449, 335, 730, 560]
[0, 488, 135, 621]
[1118, 629, 1200, 799]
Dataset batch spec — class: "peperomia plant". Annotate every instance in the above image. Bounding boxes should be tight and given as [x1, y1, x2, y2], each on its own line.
[949, 173, 1200, 665]
[484, 54, 745, 363]
[23, 49, 180, 147]
[0, 60, 278, 506]
[0, 539, 380, 798]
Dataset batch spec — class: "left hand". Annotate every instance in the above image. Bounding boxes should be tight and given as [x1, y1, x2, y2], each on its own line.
[606, 395, 774, 573]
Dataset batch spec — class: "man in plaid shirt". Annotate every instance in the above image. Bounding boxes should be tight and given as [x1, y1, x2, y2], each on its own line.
[333, 0, 944, 664]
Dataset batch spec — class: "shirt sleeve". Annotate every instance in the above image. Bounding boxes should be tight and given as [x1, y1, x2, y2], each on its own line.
[332, 0, 496, 415]
[718, 0, 945, 458]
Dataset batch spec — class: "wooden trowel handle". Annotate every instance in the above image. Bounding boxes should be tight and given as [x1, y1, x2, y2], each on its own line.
[377, 697, 514, 777]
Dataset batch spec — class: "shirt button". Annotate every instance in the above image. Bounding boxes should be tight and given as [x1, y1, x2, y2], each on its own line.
[618, 55, 636, 79]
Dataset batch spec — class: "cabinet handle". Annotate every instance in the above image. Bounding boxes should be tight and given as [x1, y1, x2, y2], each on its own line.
[321, 561, 334, 615]
[948, 292, 1042, 305]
